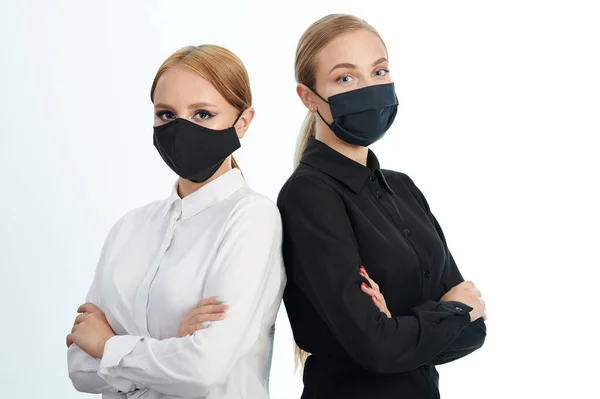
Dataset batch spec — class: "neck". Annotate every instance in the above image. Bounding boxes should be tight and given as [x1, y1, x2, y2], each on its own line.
[315, 120, 368, 166]
[177, 157, 233, 199]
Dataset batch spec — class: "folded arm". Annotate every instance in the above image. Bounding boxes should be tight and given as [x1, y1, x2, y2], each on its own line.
[278, 175, 473, 374]
[400, 174, 487, 365]
[67, 218, 133, 395]
[97, 200, 283, 397]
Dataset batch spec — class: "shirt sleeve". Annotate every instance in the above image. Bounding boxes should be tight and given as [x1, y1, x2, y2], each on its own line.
[97, 200, 284, 397]
[401, 174, 487, 365]
[278, 175, 473, 374]
[66, 219, 133, 396]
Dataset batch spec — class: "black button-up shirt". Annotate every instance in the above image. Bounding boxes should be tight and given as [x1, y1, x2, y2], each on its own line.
[277, 137, 486, 399]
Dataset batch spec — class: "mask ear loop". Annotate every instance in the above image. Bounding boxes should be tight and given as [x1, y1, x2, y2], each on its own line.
[307, 86, 334, 130]
[231, 110, 244, 128]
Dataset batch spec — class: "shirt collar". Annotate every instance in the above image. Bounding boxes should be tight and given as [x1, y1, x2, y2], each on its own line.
[162, 169, 246, 220]
[300, 136, 393, 194]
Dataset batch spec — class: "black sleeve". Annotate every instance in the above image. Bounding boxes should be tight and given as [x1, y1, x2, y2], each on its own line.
[401, 174, 487, 365]
[278, 175, 474, 374]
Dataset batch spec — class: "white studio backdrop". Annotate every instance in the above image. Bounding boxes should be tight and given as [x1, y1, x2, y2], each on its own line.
[1, 1, 599, 398]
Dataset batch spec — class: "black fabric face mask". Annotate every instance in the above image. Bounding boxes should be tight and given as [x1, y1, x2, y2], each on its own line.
[153, 115, 241, 183]
[310, 82, 399, 147]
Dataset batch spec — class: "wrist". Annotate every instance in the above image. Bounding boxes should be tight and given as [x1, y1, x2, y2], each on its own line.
[97, 333, 115, 359]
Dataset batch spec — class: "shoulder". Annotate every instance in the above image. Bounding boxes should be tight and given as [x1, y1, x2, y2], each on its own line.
[382, 169, 430, 211]
[226, 185, 281, 228]
[382, 169, 423, 195]
[381, 169, 414, 187]
[277, 165, 339, 207]
[106, 199, 166, 241]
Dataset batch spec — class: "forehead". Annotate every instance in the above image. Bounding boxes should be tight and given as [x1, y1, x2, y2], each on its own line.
[315, 29, 387, 71]
[153, 65, 223, 104]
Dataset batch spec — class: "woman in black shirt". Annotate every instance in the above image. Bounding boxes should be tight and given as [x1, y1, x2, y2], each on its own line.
[277, 14, 487, 399]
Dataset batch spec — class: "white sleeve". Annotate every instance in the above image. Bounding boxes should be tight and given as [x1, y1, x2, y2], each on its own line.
[67, 218, 135, 396]
[97, 200, 284, 397]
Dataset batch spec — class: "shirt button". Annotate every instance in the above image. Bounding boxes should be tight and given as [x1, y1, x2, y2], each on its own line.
[376, 191, 383, 198]
[369, 175, 376, 182]
[455, 306, 463, 312]
[423, 271, 431, 278]
[403, 228, 412, 237]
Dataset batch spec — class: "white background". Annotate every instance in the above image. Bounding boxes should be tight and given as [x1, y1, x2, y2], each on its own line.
[1, 1, 599, 398]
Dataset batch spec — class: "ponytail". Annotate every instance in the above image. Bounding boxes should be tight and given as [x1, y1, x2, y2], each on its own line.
[294, 112, 316, 167]
[291, 14, 384, 372]
[294, 343, 310, 372]
[231, 156, 241, 170]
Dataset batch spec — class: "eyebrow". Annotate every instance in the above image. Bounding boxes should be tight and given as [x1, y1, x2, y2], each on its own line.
[372, 57, 388, 66]
[329, 57, 389, 74]
[154, 102, 216, 109]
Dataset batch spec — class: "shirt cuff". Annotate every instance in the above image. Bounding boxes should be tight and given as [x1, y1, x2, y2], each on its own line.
[98, 335, 144, 393]
[439, 300, 474, 315]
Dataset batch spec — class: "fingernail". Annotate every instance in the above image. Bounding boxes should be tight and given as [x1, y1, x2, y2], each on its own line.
[361, 282, 368, 289]
[216, 297, 225, 303]
[359, 266, 366, 273]
[201, 321, 212, 326]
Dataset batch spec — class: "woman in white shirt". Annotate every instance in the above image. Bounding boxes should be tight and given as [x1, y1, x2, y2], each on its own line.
[66, 44, 286, 399]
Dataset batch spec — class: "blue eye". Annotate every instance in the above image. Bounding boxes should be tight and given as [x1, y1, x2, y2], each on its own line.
[375, 69, 390, 77]
[156, 111, 175, 121]
[338, 75, 354, 83]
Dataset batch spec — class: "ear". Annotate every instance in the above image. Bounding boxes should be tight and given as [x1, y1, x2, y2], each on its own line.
[297, 83, 319, 113]
[234, 107, 255, 139]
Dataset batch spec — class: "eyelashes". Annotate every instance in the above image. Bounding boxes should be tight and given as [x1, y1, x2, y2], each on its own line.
[156, 110, 175, 121]
[155, 110, 216, 122]
[335, 68, 391, 83]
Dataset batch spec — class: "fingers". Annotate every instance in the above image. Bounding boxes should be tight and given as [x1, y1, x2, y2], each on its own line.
[71, 324, 80, 334]
[66, 333, 74, 348]
[179, 319, 215, 337]
[184, 304, 229, 321]
[359, 266, 379, 291]
[459, 280, 475, 289]
[359, 270, 391, 319]
[196, 296, 224, 307]
[189, 311, 227, 326]
[74, 313, 87, 326]
[197, 304, 229, 315]
[361, 283, 386, 306]
[179, 302, 229, 337]
[77, 302, 101, 314]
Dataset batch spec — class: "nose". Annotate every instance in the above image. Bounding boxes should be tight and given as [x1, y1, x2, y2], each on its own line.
[357, 72, 378, 89]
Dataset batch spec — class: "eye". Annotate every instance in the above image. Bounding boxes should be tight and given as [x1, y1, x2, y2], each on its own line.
[156, 111, 175, 121]
[337, 75, 354, 84]
[192, 110, 215, 121]
[375, 69, 390, 77]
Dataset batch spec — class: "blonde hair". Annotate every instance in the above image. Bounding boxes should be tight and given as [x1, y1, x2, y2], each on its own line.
[292, 14, 386, 370]
[150, 45, 252, 170]
[293, 14, 386, 167]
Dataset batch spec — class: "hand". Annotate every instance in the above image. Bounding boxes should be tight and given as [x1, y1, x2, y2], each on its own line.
[177, 296, 229, 337]
[66, 303, 115, 358]
[440, 281, 487, 322]
[359, 266, 391, 318]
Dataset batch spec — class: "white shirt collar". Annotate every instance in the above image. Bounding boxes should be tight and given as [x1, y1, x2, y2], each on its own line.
[163, 169, 246, 220]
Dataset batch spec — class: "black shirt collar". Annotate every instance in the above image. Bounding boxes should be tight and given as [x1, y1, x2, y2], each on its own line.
[300, 136, 393, 194]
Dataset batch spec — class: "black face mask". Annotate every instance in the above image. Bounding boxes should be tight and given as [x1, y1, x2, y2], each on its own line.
[153, 115, 241, 183]
[310, 82, 398, 147]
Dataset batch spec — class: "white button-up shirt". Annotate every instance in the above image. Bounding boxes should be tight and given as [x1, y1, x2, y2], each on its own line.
[67, 169, 286, 399]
